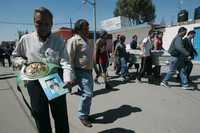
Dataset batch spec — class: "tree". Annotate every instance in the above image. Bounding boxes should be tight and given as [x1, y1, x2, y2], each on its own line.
[113, 0, 156, 24]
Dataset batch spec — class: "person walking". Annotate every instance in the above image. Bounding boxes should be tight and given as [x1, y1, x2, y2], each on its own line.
[112, 34, 120, 73]
[160, 27, 190, 89]
[152, 31, 164, 78]
[66, 19, 94, 128]
[182, 30, 197, 81]
[95, 30, 112, 89]
[12, 7, 72, 133]
[0, 47, 5, 67]
[5, 46, 12, 67]
[137, 30, 155, 83]
[114, 35, 129, 81]
[129, 35, 140, 73]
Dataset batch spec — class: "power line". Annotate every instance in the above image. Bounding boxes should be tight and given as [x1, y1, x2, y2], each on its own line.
[0, 20, 74, 26]
[0, 21, 33, 25]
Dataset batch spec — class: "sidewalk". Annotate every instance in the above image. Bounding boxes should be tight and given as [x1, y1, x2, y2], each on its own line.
[0, 65, 200, 133]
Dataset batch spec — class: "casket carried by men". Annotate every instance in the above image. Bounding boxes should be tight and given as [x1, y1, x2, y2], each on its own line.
[126, 49, 170, 65]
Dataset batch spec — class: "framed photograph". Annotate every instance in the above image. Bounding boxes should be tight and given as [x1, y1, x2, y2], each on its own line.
[39, 73, 69, 100]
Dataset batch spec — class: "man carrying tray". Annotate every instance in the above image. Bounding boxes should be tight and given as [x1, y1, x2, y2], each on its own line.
[12, 7, 73, 133]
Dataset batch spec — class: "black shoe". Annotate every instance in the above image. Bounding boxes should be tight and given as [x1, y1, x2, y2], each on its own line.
[122, 76, 129, 82]
[88, 116, 96, 122]
[79, 117, 93, 128]
[148, 78, 154, 84]
[105, 83, 112, 89]
[137, 76, 141, 82]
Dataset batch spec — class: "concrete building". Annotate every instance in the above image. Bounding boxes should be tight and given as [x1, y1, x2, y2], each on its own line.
[101, 16, 152, 46]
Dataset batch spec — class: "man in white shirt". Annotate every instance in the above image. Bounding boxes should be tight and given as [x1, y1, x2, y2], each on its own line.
[137, 30, 155, 83]
[12, 7, 72, 133]
[66, 19, 94, 128]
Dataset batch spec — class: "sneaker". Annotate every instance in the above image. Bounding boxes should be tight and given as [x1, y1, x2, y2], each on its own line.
[79, 117, 93, 128]
[160, 81, 170, 88]
[181, 86, 189, 90]
[181, 85, 192, 90]
[122, 76, 129, 82]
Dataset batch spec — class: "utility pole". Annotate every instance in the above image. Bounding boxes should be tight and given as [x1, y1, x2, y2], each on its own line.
[83, 0, 96, 46]
[93, 0, 96, 47]
[70, 18, 72, 29]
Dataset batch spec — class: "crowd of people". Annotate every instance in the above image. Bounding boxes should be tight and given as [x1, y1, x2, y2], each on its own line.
[0, 46, 13, 67]
[111, 27, 197, 90]
[10, 6, 198, 133]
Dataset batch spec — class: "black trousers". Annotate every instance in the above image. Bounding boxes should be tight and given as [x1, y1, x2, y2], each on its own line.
[138, 56, 152, 80]
[185, 60, 193, 80]
[6, 56, 12, 67]
[27, 81, 69, 133]
[0, 57, 5, 67]
[152, 65, 161, 77]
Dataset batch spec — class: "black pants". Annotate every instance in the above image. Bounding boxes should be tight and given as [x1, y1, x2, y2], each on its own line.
[138, 56, 152, 80]
[27, 81, 69, 133]
[0, 57, 5, 67]
[152, 65, 161, 77]
[185, 60, 193, 80]
[6, 56, 12, 67]
[93, 64, 100, 79]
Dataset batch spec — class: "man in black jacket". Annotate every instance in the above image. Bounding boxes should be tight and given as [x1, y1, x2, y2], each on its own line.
[160, 27, 191, 89]
[0, 47, 5, 67]
[183, 30, 197, 81]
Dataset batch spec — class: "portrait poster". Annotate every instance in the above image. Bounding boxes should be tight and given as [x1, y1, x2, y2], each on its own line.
[39, 73, 69, 100]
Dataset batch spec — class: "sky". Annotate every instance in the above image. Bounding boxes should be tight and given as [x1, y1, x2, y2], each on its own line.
[0, 0, 200, 42]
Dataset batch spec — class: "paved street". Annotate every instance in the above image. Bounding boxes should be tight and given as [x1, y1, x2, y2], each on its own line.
[0, 64, 200, 133]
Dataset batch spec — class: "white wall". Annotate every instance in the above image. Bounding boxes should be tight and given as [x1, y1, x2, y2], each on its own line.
[111, 24, 152, 45]
[163, 22, 200, 50]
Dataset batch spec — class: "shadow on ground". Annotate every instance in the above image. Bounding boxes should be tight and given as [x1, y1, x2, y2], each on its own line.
[0, 73, 15, 77]
[107, 80, 127, 88]
[0, 75, 16, 80]
[90, 105, 142, 124]
[98, 128, 135, 133]
[191, 75, 200, 81]
[93, 88, 120, 97]
[190, 81, 200, 91]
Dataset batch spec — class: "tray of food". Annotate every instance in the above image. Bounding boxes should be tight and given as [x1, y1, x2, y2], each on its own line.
[21, 62, 49, 79]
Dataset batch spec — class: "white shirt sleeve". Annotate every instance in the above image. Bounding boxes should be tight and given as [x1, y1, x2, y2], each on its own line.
[12, 36, 28, 65]
[59, 40, 75, 82]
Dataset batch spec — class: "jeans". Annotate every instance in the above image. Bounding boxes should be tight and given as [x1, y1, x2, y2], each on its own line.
[120, 57, 128, 77]
[75, 69, 93, 118]
[115, 56, 121, 74]
[163, 56, 188, 86]
[26, 81, 69, 133]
